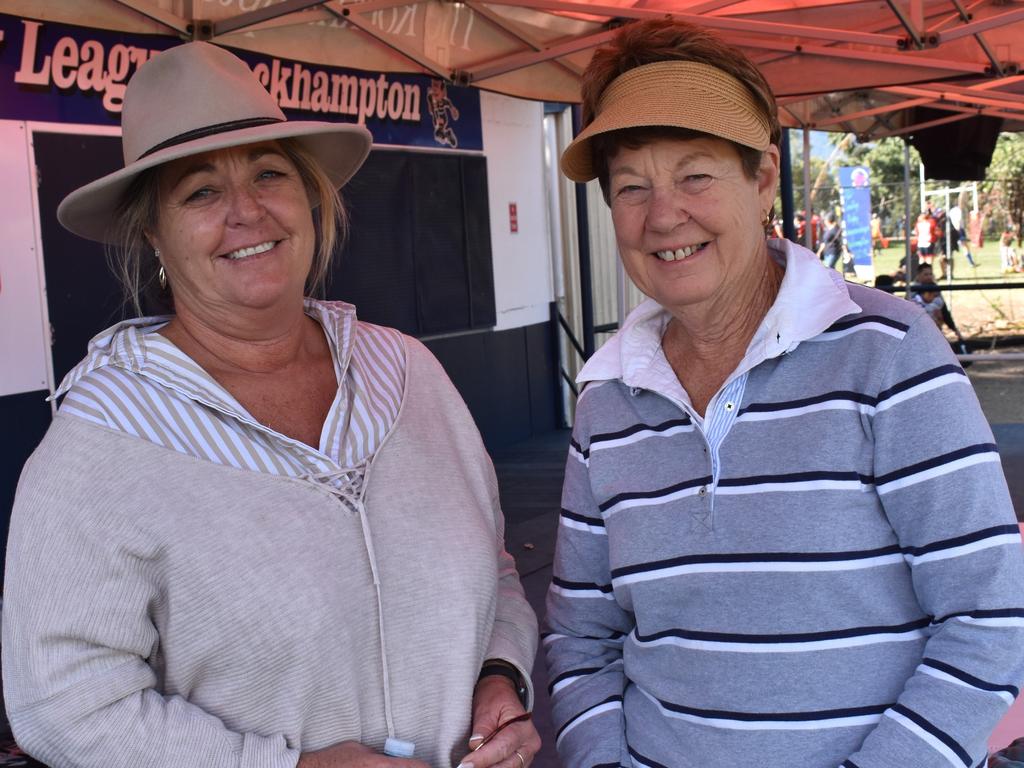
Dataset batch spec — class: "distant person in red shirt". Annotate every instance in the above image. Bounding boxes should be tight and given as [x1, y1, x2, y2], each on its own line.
[915, 212, 935, 265]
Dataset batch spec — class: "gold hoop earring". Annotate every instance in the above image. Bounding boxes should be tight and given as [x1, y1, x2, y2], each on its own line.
[762, 209, 773, 229]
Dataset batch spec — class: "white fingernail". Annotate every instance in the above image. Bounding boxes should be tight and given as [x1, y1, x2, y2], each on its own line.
[456, 763, 474, 768]
[468, 734, 485, 743]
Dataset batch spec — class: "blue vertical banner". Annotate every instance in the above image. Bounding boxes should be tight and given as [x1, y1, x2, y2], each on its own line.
[838, 166, 873, 271]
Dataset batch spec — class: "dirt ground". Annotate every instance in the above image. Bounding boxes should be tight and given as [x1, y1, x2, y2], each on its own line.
[873, 240, 1024, 335]
[965, 351, 1024, 424]
[871, 242, 1024, 423]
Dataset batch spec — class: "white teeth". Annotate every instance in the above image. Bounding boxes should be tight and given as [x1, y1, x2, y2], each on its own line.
[655, 243, 704, 261]
[225, 241, 276, 260]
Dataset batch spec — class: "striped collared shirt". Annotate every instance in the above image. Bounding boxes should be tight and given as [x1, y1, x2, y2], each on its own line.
[55, 300, 405, 497]
[548, 240, 1024, 768]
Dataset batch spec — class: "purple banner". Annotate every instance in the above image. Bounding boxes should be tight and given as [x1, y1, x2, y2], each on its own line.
[0, 12, 483, 151]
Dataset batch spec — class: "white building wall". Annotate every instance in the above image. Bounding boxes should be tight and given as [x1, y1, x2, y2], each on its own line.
[480, 91, 554, 332]
[0, 120, 51, 398]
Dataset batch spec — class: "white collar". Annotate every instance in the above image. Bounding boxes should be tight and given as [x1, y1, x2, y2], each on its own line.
[577, 239, 862, 390]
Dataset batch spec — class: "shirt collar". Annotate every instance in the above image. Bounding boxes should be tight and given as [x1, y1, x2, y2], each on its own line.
[577, 238, 862, 389]
[54, 299, 358, 405]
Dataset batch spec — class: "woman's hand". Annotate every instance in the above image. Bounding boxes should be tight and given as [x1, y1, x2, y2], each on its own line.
[458, 676, 541, 768]
[298, 741, 430, 768]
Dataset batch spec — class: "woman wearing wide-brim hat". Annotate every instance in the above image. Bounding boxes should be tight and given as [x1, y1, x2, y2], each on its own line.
[544, 18, 1024, 768]
[2, 42, 539, 768]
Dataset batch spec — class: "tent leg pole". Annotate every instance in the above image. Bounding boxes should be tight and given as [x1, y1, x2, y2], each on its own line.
[779, 129, 796, 241]
[572, 106, 596, 360]
[803, 127, 813, 249]
[904, 138, 915, 294]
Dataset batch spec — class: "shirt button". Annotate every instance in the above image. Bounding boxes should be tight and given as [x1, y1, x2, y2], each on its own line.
[698, 486, 708, 497]
[724, 401, 735, 411]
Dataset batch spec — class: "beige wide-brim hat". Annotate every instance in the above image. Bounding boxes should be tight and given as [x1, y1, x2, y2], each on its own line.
[560, 61, 772, 183]
[58, 42, 372, 243]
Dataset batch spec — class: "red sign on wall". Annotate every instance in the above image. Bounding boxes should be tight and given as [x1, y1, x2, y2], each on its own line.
[509, 202, 518, 233]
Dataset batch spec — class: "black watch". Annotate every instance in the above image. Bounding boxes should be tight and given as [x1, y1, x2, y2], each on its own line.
[478, 660, 528, 708]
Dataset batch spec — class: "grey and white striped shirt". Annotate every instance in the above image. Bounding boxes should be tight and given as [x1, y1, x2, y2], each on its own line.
[55, 300, 405, 496]
[546, 241, 1024, 768]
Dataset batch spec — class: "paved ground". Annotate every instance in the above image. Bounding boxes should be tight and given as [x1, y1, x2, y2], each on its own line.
[491, 430, 570, 768]
[968, 352, 1024, 425]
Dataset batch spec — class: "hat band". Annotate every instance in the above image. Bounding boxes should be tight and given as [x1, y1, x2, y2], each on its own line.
[138, 116, 285, 160]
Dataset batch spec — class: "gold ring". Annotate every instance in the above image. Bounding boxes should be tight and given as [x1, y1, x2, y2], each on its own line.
[514, 749, 525, 768]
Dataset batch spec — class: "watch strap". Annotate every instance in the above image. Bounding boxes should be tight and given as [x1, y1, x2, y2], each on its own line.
[478, 660, 528, 708]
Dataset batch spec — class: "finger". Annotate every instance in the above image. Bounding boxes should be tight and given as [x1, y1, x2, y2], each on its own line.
[494, 746, 531, 768]
[458, 725, 532, 768]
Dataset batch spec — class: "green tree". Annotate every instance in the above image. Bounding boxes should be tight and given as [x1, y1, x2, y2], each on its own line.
[982, 133, 1024, 244]
[777, 130, 835, 224]
[859, 138, 921, 230]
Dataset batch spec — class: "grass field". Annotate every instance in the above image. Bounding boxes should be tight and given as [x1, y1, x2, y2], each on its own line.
[864, 240, 1024, 338]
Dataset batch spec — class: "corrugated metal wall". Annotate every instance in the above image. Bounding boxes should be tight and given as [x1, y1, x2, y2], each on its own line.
[544, 110, 647, 425]
[585, 181, 646, 350]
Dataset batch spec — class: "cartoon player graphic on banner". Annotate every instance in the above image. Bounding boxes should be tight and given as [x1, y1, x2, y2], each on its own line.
[428, 79, 460, 148]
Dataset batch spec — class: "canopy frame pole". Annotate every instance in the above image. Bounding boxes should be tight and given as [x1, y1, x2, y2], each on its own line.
[904, 139, 915, 295]
[948, 0, 1004, 75]
[463, 29, 617, 83]
[779, 129, 796, 241]
[465, 2, 582, 80]
[108, 0, 190, 34]
[333, 5, 452, 80]
[803, 127, 813, 250]
[883, 0, 924, 48]
[213, 0, 329, 36]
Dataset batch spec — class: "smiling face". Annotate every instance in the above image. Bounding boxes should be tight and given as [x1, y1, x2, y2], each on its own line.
[147, 141, 315, 325]
[607, 135, 779, 316]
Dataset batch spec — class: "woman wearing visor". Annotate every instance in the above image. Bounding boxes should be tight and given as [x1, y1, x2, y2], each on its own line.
[545, 19, 1024, 768]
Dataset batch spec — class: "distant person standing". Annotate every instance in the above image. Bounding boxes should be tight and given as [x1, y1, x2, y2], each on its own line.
[948, 202, 977, 268]
[915, 212, 935, 265]
[933, 208, 952, 279]
[816, 212, 844, 270]
[870, 212, 885, 257]
[795, 210, 820, 250]
[1001, 225, 1020, 273]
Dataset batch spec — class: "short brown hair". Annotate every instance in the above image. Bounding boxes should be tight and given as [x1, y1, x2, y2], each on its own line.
[581, 19, 781, 195]
[109, 137, 346, 316]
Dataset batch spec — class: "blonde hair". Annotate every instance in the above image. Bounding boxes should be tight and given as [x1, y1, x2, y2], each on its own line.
[107, 137, 347, 317]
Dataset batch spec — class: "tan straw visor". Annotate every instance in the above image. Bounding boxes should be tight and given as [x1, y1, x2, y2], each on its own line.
[560, 60, 771, 183]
